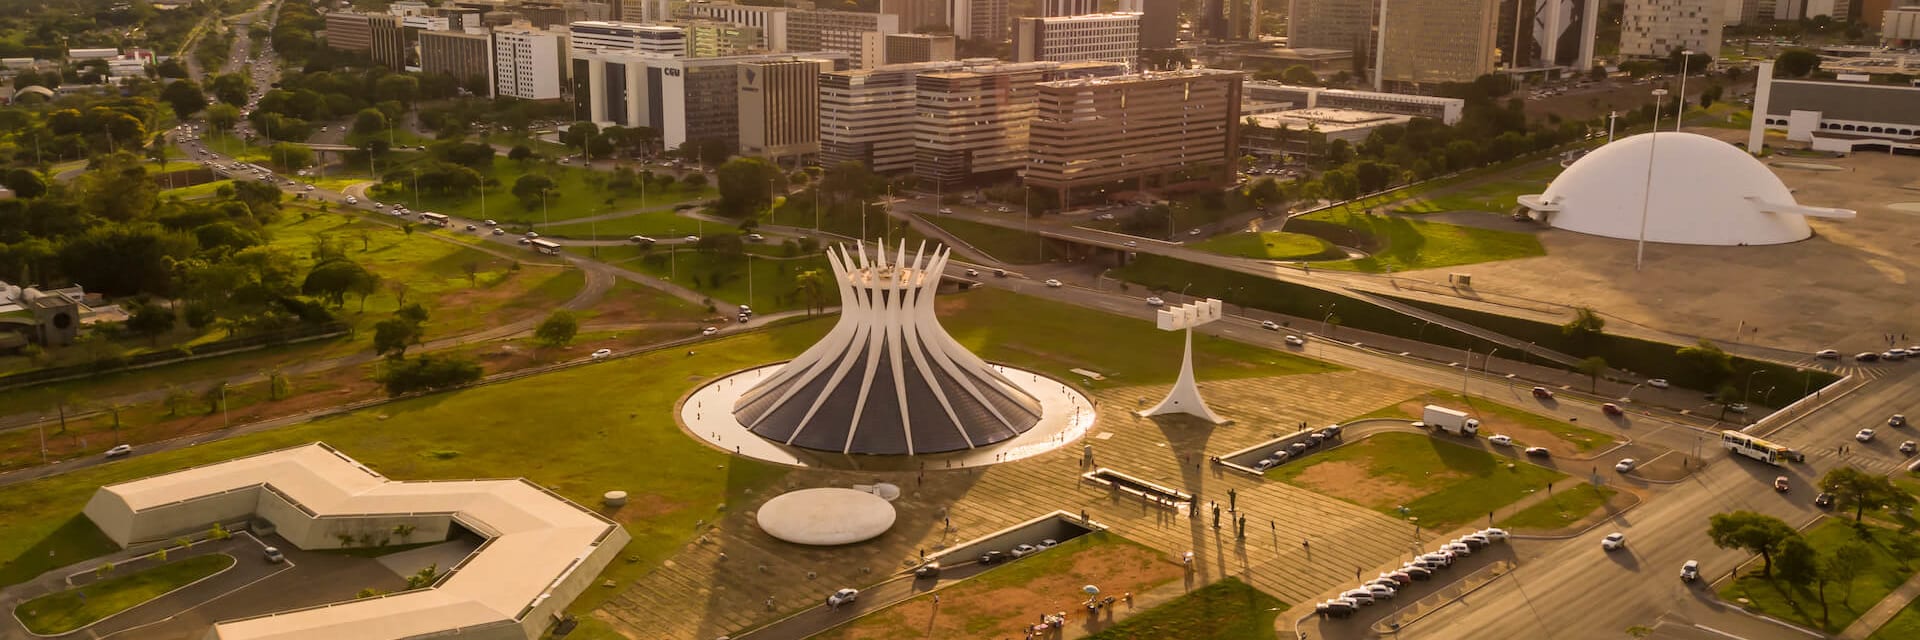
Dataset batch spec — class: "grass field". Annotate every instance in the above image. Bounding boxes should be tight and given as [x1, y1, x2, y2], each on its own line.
[538, 209, 735, 239]
[1267, 432, 1565, 529]
[369, 157, 713, 226]
[811, 531, 1184, 640]
[1086, 578, 1286, 640]
[1720, 519, 1920, 634]
[920, 215, 1053, 264]
[1498, 484, 1617, 531]
[1192, 231, 1343, 261]
[625, 250, 828, 313]
[1392, 163, 1563, 215]
[1298, 208, 1546, 273]
[1870, 594, 1920, 640]
[13, 553, 236, 635]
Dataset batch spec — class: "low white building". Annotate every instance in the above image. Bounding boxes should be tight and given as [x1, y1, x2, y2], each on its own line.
[82, 443, 630, 640]
[1749, 60, 1920, 154]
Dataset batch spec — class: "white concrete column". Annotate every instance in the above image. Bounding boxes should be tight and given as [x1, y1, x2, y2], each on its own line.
[1749, 61, 1774, 156]
[588, 58, 607, 124]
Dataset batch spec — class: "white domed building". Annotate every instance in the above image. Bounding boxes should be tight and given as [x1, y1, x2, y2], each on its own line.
[1518, 132, 1854, 246]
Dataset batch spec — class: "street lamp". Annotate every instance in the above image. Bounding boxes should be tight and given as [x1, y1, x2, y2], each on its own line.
[1635, 88, 1668, 272]
[1675, 50, 1695, 132]
[1744, 370, 1766, 406]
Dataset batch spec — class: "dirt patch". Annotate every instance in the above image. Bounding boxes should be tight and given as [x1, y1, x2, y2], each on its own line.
[1287, 459, 1437, 510]
[818, 539, 1183, 640]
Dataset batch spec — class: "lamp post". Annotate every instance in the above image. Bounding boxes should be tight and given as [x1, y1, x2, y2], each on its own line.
[1745, 370, 1765, 406]
[1635, 89, 1668, 272]
[1675, 50, 1695, 132]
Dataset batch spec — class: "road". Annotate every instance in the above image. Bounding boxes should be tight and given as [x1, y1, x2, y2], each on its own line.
[1362, 365, 1920, 640]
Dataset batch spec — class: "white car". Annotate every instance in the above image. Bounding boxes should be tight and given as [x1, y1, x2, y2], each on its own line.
[964, 268, 979, 277]
[1601, 532, 1626, 551]
[747, 233, 765, 242]
[1035, 538, 1058, 550]
[1646, 378, 1670, 389]
[484, 219, 497, 226]
[591, 348, 613, 359]
[1477, 528, 1510, 542]
[344, 196, 357, 205]
[1488, 434, 1513, 446]
[1044, 279, 1063, 288]
[938, 207, 954, 214]
[1525, 446, 1551, 457]
[702, 327, 718, 336]
[1124, 240, 1138, 247]
[1010, 543, 1039, 558]
[1284, 335, 1305, 347]
[1857, 428, 1876, 442]
[684, 235, 700, 242]
[1145, 296, 1164, 306]
[1260, 320, 1280, 331]
[375, 202, 386, 209]
[105, 444, 133, 458]
[1815, 349, 1840, 359]
[1615, 458, 1637, 472]
[827, 588, 859, 607]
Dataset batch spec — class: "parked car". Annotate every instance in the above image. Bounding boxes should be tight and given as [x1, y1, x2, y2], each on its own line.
[1444, 542, 1472, 556]
[827, 588, 859, 607]
[1488, 434, 1513, 446]
[1815, 349, 1840, 359]
[1774, 476, 1791, 492]
[1478, 528, 1510, 542]
[1339, 589, 1376, 606]
[1614, 458, 1637, 472]
[1647, 378, 1670, 388]
[264, 546, 285, 563]
[1531, 386, 1555, 399]
[1525, 446, 1551, 457]
[591, 348, 613, 359]
[1681, 560, 1700, 582]
[1402, 565, 1433, 580]
[105, 444, 133, 458]
[1601, 532, 1626, 551]
[1010, 544, 1039, 558]
[978, 550, 1008, 565]
[1036, 539, 1058, 550]
[1858, 352, 1882, 362]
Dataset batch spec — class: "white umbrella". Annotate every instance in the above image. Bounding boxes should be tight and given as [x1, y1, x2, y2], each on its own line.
[1082, 585, 1100, 595]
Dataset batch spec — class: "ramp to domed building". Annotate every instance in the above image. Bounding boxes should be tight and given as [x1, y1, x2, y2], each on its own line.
[732, 242, 1042, 455]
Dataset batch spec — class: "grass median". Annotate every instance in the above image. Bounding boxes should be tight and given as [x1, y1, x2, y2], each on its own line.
[1192, 231, 1344, 261]
[14, 553, 236, 635]
[1720, 519, 1920, 634]
[1266, 431, 1565, 530]
[1498, 484, 1617, 531]
[1086, 577, 1286, 640]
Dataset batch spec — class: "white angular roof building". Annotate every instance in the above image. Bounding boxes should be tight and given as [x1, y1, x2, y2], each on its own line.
[1518, 132, 1854, 246]
[82, 443, 629, 640]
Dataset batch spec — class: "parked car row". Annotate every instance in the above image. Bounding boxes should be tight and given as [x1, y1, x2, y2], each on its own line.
[977, 538, 1060, 567]
[1316, 528, 1509, 619]
[1252, 425, 1342, 471]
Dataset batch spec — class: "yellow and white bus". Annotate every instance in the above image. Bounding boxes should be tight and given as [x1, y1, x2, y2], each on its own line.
[1721, 430, 1800, 465]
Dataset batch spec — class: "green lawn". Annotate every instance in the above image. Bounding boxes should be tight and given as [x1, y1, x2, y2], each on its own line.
[13, 553, 236, 635]
[1192, 231, 1343, 261]
[159, 179, 236, 200]
[1267, 432, 1565, 529]
[539, 209, 734, 239]
[624, 249, 827, 312]
[1298, 208, 1546, 273]
[1086, 578, 1286, 640]
[1720, 519, 1920, 634]
[1392, 163, 1563, 215]
[368, 157, 713, 226]
[920, 215, 1053, 264]
[1499, 484, 1617, 531]
[1869, 592, 1920, 640]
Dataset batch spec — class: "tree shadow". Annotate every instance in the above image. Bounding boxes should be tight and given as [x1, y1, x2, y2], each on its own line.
[0, 515, 117, 588]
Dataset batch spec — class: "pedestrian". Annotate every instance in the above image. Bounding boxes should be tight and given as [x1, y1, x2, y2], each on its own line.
[1303, 538, 1310, 549]
[1081, 509, 1089, 523]
[920, 548, 926, 560]
[1228, 488, 1238, 512]
[1355, 566, 1362, 580]
[945, 516, 951, 531]
[1212, 504, 1221, 529]
[1271, 520, 1277, 534]
[934, 595, 941, 605]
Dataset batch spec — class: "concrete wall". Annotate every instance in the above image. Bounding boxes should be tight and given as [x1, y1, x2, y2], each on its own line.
[515, 526, 631, 639]
[85, 487, 261, 547]
[254, 489, 454, 550]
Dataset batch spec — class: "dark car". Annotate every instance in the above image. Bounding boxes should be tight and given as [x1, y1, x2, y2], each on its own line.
[1857, 352, 1882, 362]
[1815, 492, 1835, 508]
[914, 561, 941, 579]
[1403, 565, 1433, 580]
[1321, 425, 1343, 439]
[978, 550, 1007, 565]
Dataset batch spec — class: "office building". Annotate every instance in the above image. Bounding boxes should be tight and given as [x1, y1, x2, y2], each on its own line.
[1043, 0, 1099, 15]
[1014, 13, 1140, 69]
[914, 60, 1128, 184]
[1026, 70, 1243, 207]
[738, 59, 822, 163]
[819, 61, 968, 173]
[1139, 0, 1178, 48]
[494, 25, 567, 100]
[1231, 0, 1262, 40]
[885, 33, 956, 63]
[325, 12, 374, 52]
[371, 15, 411, 69]
[1751, 66, 1920, 154]
[1886, 6, 1920, 47]
[786, 8, 899, 68]
[420, 30, 496, 93]
[1242, 81, 1466, 124]
[686, 21, 767, 57]
[951, 0, 1010, 42]
[569, 20, 686, 56]
[1379, 0, 1500, 86]
[881, 0, 950, 30]
[683, 3, 790, 51]
[1619, 0, 1723, 58]
[573, 50, 845, 150]
[1526, 0, 1600, 70]
[1287, 0, 1373, 55]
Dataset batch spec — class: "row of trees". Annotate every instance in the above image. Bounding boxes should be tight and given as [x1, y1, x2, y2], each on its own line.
[1708, 468, 1917, 625]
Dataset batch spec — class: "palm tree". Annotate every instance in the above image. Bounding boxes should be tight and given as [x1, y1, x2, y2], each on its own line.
[794, 269, 827, 316]
[1575, 356, 1608, 392]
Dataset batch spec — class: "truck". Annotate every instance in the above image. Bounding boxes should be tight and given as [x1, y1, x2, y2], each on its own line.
[1421, 405, 1479, 436]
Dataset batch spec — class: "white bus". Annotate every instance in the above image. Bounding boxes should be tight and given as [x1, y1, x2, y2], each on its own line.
[419, 212, 450, 227]
[530, 238, 562, 255]
[1721, 430, 1800, 465]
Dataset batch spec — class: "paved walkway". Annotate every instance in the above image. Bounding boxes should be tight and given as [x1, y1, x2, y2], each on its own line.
[1839, 567, 1920, 639]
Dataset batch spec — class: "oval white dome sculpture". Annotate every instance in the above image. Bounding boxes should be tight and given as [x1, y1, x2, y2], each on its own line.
[1518, 132, 1854, 246]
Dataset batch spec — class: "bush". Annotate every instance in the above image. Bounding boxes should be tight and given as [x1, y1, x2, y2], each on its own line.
[377, 355, 484, 396]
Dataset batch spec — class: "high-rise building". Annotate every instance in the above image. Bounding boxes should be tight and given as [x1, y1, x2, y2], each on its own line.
[1139, 0, 1178, 48]
[913, 60, 1128, 185]
[738, 59, 822, 163]
[1026, 69, 1242, 207]
[881, 0, 951, 30]
[785, 8, 900, 68]
[819, 61, 970, 173]
[1619, 0, 1723, 58]
[573, 50, 846, 149]
[494, 25, 566, 100]
[569, 21, 686, 56]
[1201, 0, 1230, 38]
[419, 30, 496, 95]
[1231, 0, 1263, 40]
[683, 3, 790, 51]
[1043, 0, 1100, 15]
[951, 0, 1010, 42]
[1527, 0, 1599, 70]
[1379, 0, 1500, 86]
[370, 15, 411, 70]
[885, 33, 957, 63]
[1014, 13, 1140, 69]
[1287, 0, 1373, 54]
[325, 12, 375, 51]
[685, 21, 767, 57]
[1888, 6, 1920, 48]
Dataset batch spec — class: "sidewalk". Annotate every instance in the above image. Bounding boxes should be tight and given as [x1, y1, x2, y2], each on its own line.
[1839, 567, 1920, 639]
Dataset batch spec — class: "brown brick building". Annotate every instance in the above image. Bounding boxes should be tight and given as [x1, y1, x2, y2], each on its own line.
[1026, 69, 1243, 207]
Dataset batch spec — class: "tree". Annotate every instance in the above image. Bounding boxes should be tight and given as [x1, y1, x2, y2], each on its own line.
[715, 156, 784, 216]
[126, 299, 177, 344]
[377, 355, 482, 396]
[206, 103, 242, 133]
[1562, 306, 1606, 342]
[534, 310, 579, 348]
[373, 317, 424, 358]
[1776, 535, 1824, 623]
[1820, 466, 1917, 523]
[1676, 339, 1735, 388]
[268, 143, 315, 171]
[512, 174, 557, 208]
[164, 385, 193, 417]
[1281, 65, 1320, 85]
[561, 121, 600, 151]
[351, 107, 388, 137]
[161, 80, 208, 118]
[795, 269, 828, 315]
[1575, 356, 1608, 392]
[2, 168, 48, 200]
[1828, 541, 1874, 605]
[303, 259, 377, 308]
[508, 145, 534, 163]
[405, 563, 439, 590]
[1776, 49, 1822, 78]
[1707, 511, 1799, 577]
